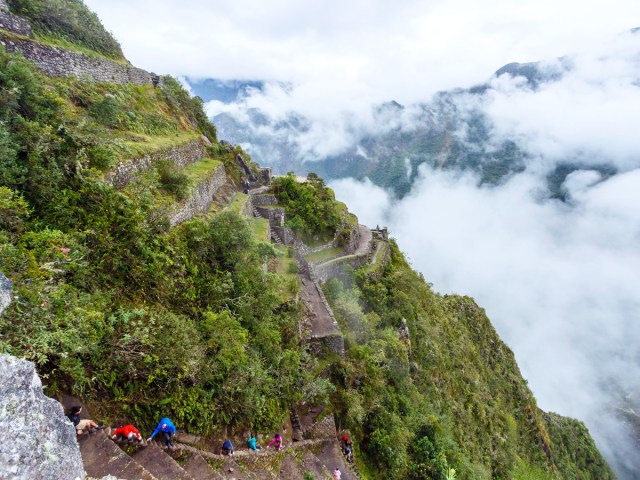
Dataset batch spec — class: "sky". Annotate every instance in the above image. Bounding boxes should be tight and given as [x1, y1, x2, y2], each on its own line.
[85, 0, 640, 103]
[84, 0, 640, 476]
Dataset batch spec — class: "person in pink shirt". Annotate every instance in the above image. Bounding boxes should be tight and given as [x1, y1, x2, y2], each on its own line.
[267, 433, 283, 450]
[333, 468, 341, 480]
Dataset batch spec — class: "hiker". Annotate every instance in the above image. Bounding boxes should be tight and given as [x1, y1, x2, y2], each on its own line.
[147, 417, 176, 448]
[242, 178, 250, 194]
[220, 439, 235, 456]
[67, 406, 103, 436]
[267, 433, 283, 451]
[340, 433, 351, 451]
[340, 433, 353, 462]
[333, 468, 342, 480]
[247, 434, 261, 452]
[112, 424, 143, 445]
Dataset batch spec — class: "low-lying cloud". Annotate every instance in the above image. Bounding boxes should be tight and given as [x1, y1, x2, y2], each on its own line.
[328, 30, 640, 477]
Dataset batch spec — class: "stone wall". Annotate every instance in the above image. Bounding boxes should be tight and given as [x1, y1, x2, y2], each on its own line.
[313, 254, 370, 284]
[0, 0, 8, 12]
[0, 355, 85, 480]
[256, 205, 287, 238]
[307, 334, 345, 358]
[252, 194, 279, 207]
[0, 32, 163, 87]
[168, 164, 227, 226]
[0, 271, 11, 316]
[104, 138, 208, 188]
[0, 10, 33, 37]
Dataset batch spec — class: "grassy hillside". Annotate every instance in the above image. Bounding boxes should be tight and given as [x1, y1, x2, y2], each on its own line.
[6, 0, 124, 59]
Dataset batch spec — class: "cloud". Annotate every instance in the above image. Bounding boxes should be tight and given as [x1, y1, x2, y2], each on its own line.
[452, 31, 640, 173]
[85, 0, 640, 103]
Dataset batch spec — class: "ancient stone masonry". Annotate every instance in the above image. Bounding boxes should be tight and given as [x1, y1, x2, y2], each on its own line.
[313, 255, 370, 284]
[0, 8, 33, 37]
[0, 31, 163, 87]
[104, 138, 208, 188]
[0, 355, 85, 480]
[168, 163, 227, 226]
[252, 193, 279, 207]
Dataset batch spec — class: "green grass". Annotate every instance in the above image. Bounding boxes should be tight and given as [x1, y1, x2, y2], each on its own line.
[227, 193, 249, 215]
[270, 246, 299, 302]
[33, 31, 129, 64]
[183, 157, 223, 183]
[305, 247, 344, 264]
[118, 132, 201, 158]
[249, 217, 269, 242]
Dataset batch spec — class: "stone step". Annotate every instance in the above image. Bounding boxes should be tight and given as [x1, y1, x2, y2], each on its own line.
[182, 452, 224, 480]
[131, 443, 195, 480]
[78, 430, 157, 480]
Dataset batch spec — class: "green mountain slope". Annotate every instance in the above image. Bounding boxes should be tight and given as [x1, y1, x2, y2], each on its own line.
[0, 3, 615, 479]
[323, 245, 614, 479]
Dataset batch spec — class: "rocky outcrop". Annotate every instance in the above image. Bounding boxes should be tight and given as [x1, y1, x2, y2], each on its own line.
[0, 271, 11, 316]
[0, 355, 85, 480]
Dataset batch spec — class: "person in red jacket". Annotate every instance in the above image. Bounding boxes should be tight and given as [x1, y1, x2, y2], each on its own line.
[112, 424, 143, 445]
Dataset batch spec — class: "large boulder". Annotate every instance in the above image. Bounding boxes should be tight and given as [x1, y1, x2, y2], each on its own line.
[0, 354, 85, 480]
[0, 271, 11, 316]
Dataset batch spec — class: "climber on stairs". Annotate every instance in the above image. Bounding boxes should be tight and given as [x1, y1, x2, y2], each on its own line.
[267, 433, 283, 451]
[147, 417, 176, 448]
[66, 406, 104, 436]
[220, 439, 235, 456]
[340, 433, 353, 463]
[247, 433, 261, 452]
[112, 424, 144, 445]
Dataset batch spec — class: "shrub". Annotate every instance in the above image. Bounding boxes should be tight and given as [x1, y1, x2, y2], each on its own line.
[7, 0, 124, 59]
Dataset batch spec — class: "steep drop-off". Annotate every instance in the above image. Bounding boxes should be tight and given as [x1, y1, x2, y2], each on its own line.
[0, 2, 615, 479]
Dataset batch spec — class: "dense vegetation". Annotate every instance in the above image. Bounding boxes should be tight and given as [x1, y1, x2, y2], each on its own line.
[272, 172, 343, 242]
[0, 47, 218, 210]
[0, 45, 326, 434]
[323, 244, 615, 479]
[6, 0, 124, 59]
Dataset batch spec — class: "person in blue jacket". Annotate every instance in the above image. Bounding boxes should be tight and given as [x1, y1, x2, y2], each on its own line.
[147, 417, 176, 448]
[220, 439, 234, 456]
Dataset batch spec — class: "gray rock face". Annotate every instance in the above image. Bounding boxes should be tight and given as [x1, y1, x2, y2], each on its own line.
[0, 355, 85, 480]
[0, 271, 11, 316]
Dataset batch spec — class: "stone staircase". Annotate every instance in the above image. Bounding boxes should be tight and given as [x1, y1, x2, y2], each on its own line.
[131, 443, 195, 480]
[77, 427, 361, 480]
[78, 430, 157, 480]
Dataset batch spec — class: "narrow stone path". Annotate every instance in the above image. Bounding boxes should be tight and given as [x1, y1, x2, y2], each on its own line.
[301, 276, 340, 338]
[355, 225, 372, 256]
